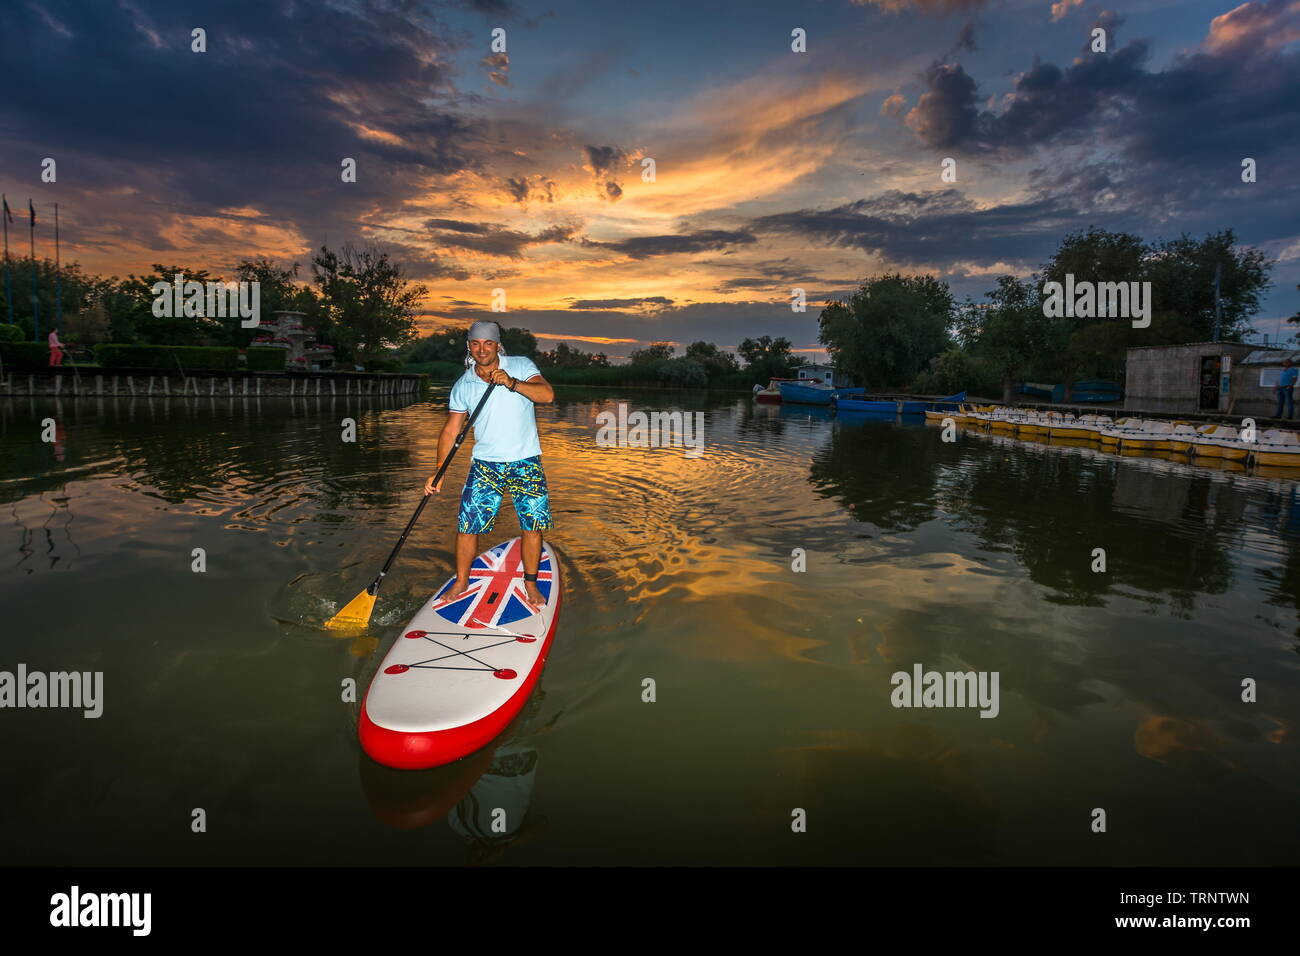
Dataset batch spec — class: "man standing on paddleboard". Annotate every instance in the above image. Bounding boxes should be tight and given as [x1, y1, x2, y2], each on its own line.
[425, 320, 555, 610]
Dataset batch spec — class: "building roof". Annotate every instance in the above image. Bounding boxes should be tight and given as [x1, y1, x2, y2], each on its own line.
[1126, 341, 1259, 351]
[1241, 349, 1300, 365]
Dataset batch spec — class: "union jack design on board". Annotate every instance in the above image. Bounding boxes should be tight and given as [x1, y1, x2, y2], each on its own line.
[432, 538, 554, 629]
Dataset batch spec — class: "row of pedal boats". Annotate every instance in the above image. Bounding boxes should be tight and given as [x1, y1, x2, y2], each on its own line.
[928, 405, 1300, 467]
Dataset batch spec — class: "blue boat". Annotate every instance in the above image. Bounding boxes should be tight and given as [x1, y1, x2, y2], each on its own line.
[834, 391, 965, 415]
[779, 381, 865, 405]
[1016, 381, 1121, 403]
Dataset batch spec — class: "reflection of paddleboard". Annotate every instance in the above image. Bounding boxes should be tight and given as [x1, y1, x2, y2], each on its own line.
[359, 537, 562, 770]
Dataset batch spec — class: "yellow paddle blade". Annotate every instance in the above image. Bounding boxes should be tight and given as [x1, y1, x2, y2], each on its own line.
[326, 589, 377, 632]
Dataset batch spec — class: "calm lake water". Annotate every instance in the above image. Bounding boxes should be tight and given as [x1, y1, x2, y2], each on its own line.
[2, 387, 1298, 865]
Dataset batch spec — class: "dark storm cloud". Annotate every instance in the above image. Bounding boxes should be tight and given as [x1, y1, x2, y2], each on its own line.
[0, 0, 485, 249]
[902, 5, 1298, 171]
[583, 145, 628, 201]
[501, 176, 557, 206]
[713, 258, 813, 291]
[449, 0, 517, 14]
[583, 145, 626, 174]
[566, 295, 676, 310]
[503, 177, 530, 203]
[752, 190, 1082, 267]
[583, 229, 757, 260]
[569, 296, 675, 309]
[424, 219, 580, 257]
[904, 34, 1151, 153]
[890, 1, 1300, 248]
[903, 61, 983, 149]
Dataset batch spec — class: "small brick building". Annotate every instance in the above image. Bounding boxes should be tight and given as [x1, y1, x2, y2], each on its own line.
[1125, 342, 1265, 415]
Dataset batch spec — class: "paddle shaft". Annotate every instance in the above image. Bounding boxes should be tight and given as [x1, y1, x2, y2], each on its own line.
[365, 380, 497, 595]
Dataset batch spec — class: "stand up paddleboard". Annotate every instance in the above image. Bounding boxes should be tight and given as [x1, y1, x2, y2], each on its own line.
[359, 537, 562, 770]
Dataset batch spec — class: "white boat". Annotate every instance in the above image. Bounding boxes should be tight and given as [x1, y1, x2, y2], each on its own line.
[1191, 424, 1249, 460]
[1119, 420, 1178, 451]
[1168, 423, 1210, 453]
[1098, 417, 1143, 446]
[1049, 412, 1106, 440]
[1251, 428, 1300, 467]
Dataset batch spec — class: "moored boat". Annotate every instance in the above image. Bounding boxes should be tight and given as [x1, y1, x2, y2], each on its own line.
[780, 380, 865, 405]
[1168, 422, 1208, 453]
[754, 377, 799, 403]
[839, 391, 964, 416]
[1191, 424, 1249, 460]
[1119, 420, 1178, 451]
[1251, 428, 1300, 467]
[1053, 412, 1111, 439]
[1098, 417, 1141, 446]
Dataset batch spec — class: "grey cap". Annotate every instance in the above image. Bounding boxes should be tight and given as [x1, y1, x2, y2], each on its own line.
[465, 320, 507, 366]
[468, 320, 503, 343]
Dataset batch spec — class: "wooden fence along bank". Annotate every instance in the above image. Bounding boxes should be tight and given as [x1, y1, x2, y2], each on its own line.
[0, 367, 427, 399]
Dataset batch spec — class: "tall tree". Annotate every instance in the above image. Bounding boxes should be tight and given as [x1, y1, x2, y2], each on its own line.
[955, 276, 1053, 403]
[1035, 227, 1272, 395]
[629, 341, 675, 363]
[737, 335, 804, 383]
[684, 341, 739, 378]
[538, 341, 609, 367]
[228, 258, 319, 347]
[500, 325, 538, 358]
[311, 244, 425, 362]
[114, 264, 226, 346]
[818, 273, 953, 389]
[1144, 230, 1271, 343]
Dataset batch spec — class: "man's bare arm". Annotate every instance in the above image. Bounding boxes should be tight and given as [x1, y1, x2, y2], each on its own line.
[425, 410, 467, 493]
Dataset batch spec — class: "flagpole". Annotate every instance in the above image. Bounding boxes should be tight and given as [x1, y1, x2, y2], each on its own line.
[54, 203, 62, 331]
[2, 195, 12, 327]
[28, 199, 39, 342]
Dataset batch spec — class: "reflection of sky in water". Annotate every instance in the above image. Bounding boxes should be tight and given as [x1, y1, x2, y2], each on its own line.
[0, 390, 1297, 865]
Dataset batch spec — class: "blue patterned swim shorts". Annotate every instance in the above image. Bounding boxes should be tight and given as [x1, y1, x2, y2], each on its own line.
[457, 455, 553, 534]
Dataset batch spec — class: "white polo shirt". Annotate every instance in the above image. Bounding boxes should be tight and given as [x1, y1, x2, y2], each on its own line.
[449, 355, 544, 462]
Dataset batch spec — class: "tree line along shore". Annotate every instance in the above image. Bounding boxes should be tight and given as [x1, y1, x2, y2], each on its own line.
[2, 228, 1292, 397]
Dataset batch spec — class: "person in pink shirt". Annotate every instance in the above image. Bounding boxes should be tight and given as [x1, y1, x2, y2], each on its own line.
[48, 328, 64, 366]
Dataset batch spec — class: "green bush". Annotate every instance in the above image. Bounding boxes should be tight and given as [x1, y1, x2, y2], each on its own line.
[364, 358, 403, 373]
[0, 323, 23, 343]
[94, 344, 240, 370]
[911, 348, 1000, 398]
[655, 357, 708, 388]
[538, 365, 627, 386]
[246, 347, 286, 371]
[402, 360, 464, 381]
[0, 342, 51, 368]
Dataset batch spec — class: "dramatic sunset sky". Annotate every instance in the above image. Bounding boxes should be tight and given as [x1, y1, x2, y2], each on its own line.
[3, 0, 1298, 359]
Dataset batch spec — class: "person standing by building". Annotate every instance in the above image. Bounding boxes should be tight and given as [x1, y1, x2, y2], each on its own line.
[47, 327, 65, 366]
[1276, 358, 1297, 420]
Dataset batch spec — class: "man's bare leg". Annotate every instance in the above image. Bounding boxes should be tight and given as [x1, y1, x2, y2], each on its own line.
[448, 531, 478, 599]
[521, 529, 544, 608]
